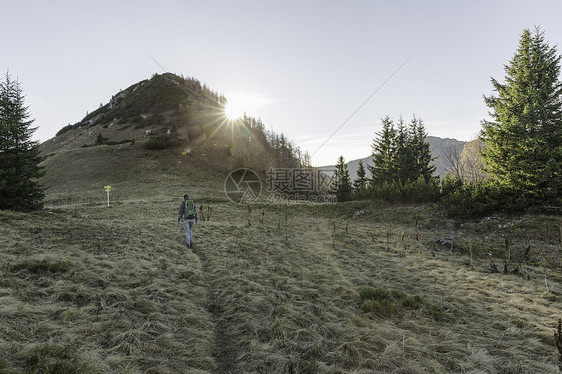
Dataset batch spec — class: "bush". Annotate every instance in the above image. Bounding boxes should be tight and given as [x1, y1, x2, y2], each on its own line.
[440, 173, 463, 197]
[441, 179, 528, 218]
[143, 134, 174, 150]
[366, 176, 441, 204]
[400, 294, 424, 309]
[402, 176, 441, 203]
[95, 133, 108, 145]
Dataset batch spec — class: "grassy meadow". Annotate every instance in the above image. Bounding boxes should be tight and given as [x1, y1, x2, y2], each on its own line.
[1, 179, 561, 373]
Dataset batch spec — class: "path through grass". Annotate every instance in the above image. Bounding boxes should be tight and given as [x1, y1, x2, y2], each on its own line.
[0, 200, 560, 373]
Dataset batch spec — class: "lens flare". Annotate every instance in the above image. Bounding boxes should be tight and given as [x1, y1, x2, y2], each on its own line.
[224, 91, 272, 120]
[224, 99, 246, 120]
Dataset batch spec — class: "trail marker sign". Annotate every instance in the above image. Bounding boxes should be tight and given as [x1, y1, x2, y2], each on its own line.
[104, 185, 111, 207]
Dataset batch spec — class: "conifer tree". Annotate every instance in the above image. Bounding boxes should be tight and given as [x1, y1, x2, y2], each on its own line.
[370, 116, 396, 185]
[333, 155, 352, 202]
[353, 159, 369, 192]
[409, 116, 436, 181]
[0, 72, 44, 211]
[393, 116, 414, 182]
[370, 115, 436, 185]
[481, 27, 562, 200]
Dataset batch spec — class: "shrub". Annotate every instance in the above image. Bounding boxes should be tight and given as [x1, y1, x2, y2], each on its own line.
[143, 134, 174, 150]
[401, 294, 424, 309]
[441, 179, 528, 218]
[402, 176, 441, 203]
[440, 173, 463, 197]
[95, 133, 108, 145]
[367, 176, 441, 204]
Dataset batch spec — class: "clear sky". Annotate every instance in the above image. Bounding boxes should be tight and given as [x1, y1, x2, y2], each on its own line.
[3, 0, 562, 166]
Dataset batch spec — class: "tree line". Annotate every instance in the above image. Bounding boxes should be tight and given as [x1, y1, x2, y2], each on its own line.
[332, 114, 437, 202]
[333, 26, 561, 217]
[223, 113, 311, 171]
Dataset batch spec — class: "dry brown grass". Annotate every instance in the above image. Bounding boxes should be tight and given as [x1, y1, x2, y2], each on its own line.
[0, 204, 215, 373]
[1, 193, 560, 372]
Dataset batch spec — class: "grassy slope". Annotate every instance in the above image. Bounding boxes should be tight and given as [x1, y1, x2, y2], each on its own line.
[40, 140, 229, 206]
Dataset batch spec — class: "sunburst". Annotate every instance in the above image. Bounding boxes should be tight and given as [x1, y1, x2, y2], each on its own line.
[223, 91, 271, 120]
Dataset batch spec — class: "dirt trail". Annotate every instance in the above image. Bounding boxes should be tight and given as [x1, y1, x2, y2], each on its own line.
[191, 226, 238, 374]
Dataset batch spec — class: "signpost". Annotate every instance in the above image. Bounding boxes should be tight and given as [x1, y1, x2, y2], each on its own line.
[104, 185, 111, 207]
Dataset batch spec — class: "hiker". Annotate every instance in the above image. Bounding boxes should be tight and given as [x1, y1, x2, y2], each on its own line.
[177, 194, 198, 248]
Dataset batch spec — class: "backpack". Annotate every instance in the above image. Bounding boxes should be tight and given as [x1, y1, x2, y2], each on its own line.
[184, 199, 196, 219]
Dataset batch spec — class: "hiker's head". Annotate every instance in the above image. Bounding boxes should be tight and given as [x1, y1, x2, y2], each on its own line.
[184, 194, 189, 200]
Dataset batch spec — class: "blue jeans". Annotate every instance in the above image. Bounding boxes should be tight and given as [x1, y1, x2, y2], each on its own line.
[182, 219, 195, 247]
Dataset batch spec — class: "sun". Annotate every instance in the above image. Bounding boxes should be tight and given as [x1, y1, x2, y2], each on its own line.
[224, 91, 272, 120]
[224, 99, 246, 120]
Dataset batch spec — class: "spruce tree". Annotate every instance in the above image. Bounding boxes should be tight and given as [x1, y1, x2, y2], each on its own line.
[481, 27, 562, 200]
[333, 155, 352, 202]
[370, 116, 396, 185]
[0, 72, 44, 211]
[370, 115, 436, 185]
[393, 116, 414, 182]
[409, 116, 436, 181]
[353, 159, 369, 193]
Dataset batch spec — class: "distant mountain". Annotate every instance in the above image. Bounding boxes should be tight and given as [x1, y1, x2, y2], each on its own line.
[319, 136, 466, 180]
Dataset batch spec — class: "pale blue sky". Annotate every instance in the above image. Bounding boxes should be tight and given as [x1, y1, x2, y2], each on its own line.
[3, 0, 562, 165]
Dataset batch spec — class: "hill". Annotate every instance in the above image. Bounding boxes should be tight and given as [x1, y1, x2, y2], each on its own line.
[320, 136, 466, 180]
[0, 73, 560, 372]
[39, 73, 306, 205]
